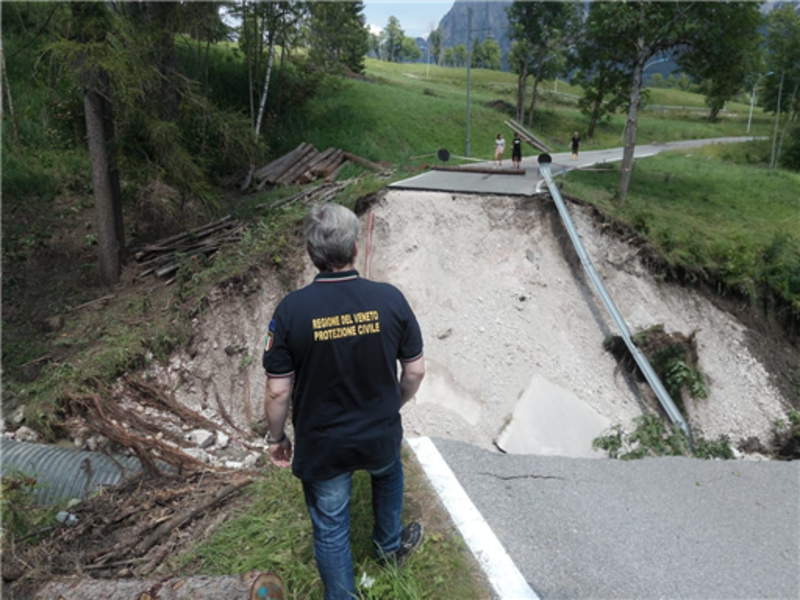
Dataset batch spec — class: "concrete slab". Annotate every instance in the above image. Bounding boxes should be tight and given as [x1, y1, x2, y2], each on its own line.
[389, 168, 540, 196]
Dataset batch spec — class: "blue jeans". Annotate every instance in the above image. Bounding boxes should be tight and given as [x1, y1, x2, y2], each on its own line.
[302, 456, 404, 600]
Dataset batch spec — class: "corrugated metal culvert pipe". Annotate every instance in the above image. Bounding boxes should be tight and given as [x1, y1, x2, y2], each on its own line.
[1, 437, 144, 505]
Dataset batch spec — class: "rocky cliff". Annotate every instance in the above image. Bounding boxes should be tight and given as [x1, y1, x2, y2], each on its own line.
[435, 1, 792, 57]
[436, 0, 513, 68]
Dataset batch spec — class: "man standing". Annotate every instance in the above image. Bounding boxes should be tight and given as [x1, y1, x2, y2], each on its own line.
[263, 203, 426, 600]
[570, 131, 581, 160]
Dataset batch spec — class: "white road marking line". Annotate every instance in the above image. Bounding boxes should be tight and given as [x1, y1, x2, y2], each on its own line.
[406, 436, 540, 600]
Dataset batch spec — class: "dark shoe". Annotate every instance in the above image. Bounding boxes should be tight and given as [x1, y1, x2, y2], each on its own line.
[385, 522, 424, 568]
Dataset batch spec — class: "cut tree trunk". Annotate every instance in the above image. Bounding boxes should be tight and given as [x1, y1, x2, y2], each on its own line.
[83, 70, 123, 286]
[342, 151, 383, 172]
[33, 573, 270, 600]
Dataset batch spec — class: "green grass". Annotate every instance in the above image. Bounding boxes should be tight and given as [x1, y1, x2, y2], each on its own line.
[563, 147, 800, 310]
[176, 455, 485, 599]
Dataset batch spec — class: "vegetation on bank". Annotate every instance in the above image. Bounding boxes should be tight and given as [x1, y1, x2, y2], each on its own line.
[177, 453, 485, 600]
[563, 143, 800, 318]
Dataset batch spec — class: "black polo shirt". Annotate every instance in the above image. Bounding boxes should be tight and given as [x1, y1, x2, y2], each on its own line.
[263, 269, 423, 481]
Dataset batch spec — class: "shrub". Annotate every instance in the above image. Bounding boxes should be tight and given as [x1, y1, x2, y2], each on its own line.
[1, 472, 58, 548]
[593, 415, 734, 460]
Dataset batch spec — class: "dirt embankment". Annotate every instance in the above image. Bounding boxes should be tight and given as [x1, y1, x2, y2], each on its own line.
[365, 191, 790, 454]
[147, 189, 793, 459]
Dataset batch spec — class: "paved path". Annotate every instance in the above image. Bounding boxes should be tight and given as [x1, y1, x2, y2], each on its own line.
[410, 437, 800, 600]
[390, 137, 762, 196]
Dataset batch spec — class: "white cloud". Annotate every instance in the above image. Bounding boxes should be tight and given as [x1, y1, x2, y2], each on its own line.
[368, 23, 383, 36]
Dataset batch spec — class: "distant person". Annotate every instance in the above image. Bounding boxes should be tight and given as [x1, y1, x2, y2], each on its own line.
[570, 131, 581, 160]
[511, 132, 522, 169]
[494, 133, 505, 168]
[263, 203, 426, 600]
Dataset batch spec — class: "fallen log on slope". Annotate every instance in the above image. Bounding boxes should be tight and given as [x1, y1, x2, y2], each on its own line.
[342, 151, 385, 173]
[32, 572, 274, 600]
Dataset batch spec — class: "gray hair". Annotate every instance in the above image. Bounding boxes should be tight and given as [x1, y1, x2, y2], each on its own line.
[304, 203, 360, 271]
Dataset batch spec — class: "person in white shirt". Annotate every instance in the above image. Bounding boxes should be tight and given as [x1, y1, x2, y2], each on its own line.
[494, 133, 505, 168]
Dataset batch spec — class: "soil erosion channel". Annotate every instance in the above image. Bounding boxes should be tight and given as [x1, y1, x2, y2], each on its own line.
[163, 190, 789, 458]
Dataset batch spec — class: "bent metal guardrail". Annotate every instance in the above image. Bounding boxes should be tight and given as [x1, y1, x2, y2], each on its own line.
[536, 153, 692, 440]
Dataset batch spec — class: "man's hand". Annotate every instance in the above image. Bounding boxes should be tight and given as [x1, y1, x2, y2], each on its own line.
[269, 438, 293, 469]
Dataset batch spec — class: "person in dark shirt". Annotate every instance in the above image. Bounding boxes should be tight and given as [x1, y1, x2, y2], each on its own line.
[263, 203, 426, 600]
[571, 131, 581, 160]
[512, 132, 522, 169]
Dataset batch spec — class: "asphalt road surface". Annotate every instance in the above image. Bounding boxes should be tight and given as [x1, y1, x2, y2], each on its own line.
[390, 137, 763, 196]
[432, 437, 800, 600]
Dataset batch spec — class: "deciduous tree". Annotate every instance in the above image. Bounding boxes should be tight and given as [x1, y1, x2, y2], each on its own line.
[382, 16, 404, 63]
[760, 5, 800, 168]
[507, 0, 579, 127]
[453, 44, 467, 68]
[585, 2, 761, 202]
[430, 29, 442, 65]
[402, 37, 422, 62]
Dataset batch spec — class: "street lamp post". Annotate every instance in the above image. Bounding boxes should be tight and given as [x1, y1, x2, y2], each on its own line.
[747, 71, 774, 135]
[465, 6, 472, 157]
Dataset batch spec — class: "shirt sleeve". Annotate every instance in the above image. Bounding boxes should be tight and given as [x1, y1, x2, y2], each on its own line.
[397, 295, 424, 363]
[263, 301, 294, 378]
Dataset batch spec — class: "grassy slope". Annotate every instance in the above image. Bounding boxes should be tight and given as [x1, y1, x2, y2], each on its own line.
[564, 147, 800, 305]
[269, 59, 774, 165]
[177, 453, 485, 600]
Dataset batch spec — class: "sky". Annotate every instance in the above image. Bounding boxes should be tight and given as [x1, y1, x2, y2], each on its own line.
[362, 1, 454, 39]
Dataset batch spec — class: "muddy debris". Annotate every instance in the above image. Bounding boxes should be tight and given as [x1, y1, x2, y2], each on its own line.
[2, 472, 254, 600]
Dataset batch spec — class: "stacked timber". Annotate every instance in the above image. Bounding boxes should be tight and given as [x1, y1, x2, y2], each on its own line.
[135, 181, 352, 279]
[248, 144, 385, 190]
[134, 216, 245, 279]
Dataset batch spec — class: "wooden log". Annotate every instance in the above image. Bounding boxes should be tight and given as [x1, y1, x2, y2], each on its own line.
[296, 147, 338, 184]
[33, 572, 274, 600]
[305, 147, 336, 172]
[342, 151, 384, 172]
[261, 143, 315, 186]
[253, 142, 307, 182]
[320, 152, 345, 178]
[131, 479, 252, 557]
[275, 146, 320, 185]
[268, 145, 316, 186]
[134, 216, 233, 259]
[312, 149, 344, 176]
[430, 165, 526, 176]
[265, 144, 317, 184]
[296, 170, 315, 185]
[325, 162, 345, 183]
